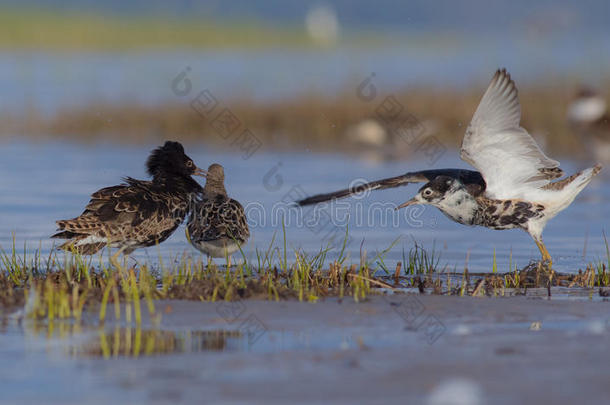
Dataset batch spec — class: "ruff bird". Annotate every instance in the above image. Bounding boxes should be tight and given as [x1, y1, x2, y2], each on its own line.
[52, 141, 205, 264]
[297, 69, 602, 266]
[187, 164, 249, 261]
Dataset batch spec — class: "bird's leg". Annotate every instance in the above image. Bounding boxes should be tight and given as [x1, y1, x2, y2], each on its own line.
[206, 254, 213, 270]
[534, 238, 555, 286]
[534, 240, 553, 266]
[222, 244, 232, 270]
[124, 253, 132, 269]
[110, 246, 128, 270]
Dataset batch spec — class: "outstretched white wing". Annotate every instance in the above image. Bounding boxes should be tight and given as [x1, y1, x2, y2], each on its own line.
[460, 69, 561, 200]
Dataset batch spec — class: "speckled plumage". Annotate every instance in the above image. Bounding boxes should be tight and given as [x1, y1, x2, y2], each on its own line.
[52, 141, 204, 255]
[409, 175, 547, 232]
[187, 164, 249, 258]
[476, 198, 545, 230]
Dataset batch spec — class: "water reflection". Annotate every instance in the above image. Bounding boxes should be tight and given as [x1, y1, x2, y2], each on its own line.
[6, 317, 371, 359]
[12, 317, 249, 359]
[18, 321, 245, 358]
[86, 329, 243, 358]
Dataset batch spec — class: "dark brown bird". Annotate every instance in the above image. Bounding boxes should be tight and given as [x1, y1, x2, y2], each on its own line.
[186, 163, 249, 260]
[52, 141, 205, 262]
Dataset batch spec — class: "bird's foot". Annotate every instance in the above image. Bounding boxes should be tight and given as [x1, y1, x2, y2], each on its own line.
[537, 259, 556, 288]
[518, 260, 555, 288]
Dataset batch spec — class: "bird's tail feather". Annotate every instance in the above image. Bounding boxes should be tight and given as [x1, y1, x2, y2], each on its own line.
[568, 164, 603, 193]
[51, 230, 78, 239]
[541, 164, 602, 212]
[542, 164, 601, 191]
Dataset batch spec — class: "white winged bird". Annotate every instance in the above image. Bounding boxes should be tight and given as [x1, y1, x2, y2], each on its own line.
[296, 69, 602, 266]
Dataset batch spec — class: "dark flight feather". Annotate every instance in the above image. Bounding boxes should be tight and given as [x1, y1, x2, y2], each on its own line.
[295, 169, 485, 206]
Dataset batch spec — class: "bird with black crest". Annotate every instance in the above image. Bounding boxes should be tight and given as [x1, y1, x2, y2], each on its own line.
[52, 141, 206, 267]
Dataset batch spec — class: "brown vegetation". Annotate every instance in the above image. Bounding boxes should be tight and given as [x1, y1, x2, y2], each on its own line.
[4, 82, 607, 157]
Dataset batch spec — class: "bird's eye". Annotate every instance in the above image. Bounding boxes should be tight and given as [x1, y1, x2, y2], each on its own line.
[186, 161, 194, 168]
[424, 188, 433, 196]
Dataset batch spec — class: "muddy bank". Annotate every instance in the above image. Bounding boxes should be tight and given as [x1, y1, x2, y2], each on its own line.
[2, 295, 610, 404]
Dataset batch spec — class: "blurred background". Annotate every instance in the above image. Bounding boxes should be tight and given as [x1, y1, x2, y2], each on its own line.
[0, 0, 608, 272]
[1, 0, 610, 151]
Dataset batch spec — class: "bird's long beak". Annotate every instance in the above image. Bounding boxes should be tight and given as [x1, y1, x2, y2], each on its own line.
[194, 167, 208, 177]
[395, 197, 419, 210]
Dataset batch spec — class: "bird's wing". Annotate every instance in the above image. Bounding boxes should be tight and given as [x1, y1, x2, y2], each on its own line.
[56, 180, 185, 237]
[460, 69, 563, 200]
[188, 197, 250, 243]
[295, 169, 485, 206]
[221, 199, 250, 242]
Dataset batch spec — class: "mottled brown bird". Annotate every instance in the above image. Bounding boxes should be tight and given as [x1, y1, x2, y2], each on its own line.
[187, 164, 249, 260]
[52, 141, 205, 263]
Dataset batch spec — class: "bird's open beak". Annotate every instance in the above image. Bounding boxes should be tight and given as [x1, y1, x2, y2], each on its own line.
[194, 167, 208, 177]
[395, 197, 419, 210]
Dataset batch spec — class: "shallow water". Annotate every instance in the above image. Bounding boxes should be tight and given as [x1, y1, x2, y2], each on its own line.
[0, 141, 608, 273]
[2, 297, 610, 404]
[2, 39, 610, 116]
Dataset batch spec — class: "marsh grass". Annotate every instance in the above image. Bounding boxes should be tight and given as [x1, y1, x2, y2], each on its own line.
[1, 233, 610, 325]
